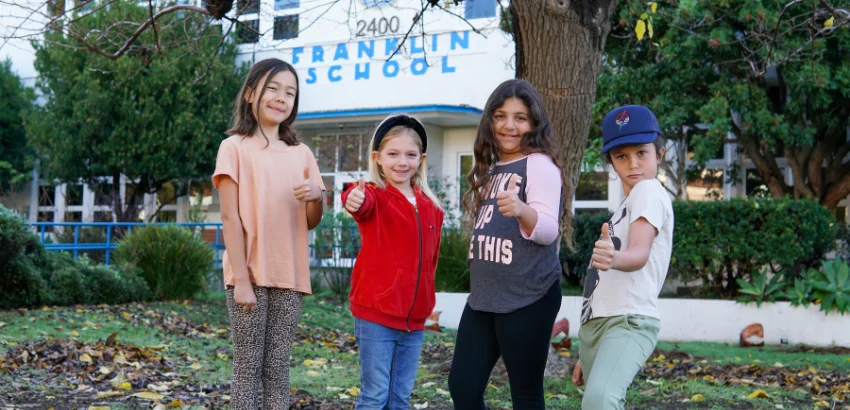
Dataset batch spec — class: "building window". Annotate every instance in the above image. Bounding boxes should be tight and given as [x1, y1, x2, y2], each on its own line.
[275, 0, 299, 10]
[575, 171, 608, 201]
[464, 0, 496, 19]
[312, 133, 370, 213]
[274, 15, 299, 40]
[236, 0, 260, 15]
[65, 184, 83, 206]
[687, 169, 724, 200]
[236, 19, 260, 44]
[38, 185, 55, 207]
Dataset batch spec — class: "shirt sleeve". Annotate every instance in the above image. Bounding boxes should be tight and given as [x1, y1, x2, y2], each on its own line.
[304, 146, 326, 191]
[212, 139, 239, 190]
[521, 154, 561, 245]
[627, 180, 667, 230]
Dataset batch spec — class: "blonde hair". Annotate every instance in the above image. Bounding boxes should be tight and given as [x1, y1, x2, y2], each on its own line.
[366, 117, 443, 211]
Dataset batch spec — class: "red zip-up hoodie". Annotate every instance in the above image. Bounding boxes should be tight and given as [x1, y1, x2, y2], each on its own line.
[341, 182, 444, 331]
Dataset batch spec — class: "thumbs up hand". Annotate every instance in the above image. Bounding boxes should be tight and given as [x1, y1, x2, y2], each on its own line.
[294, 167, 322, 203]
[345, 178, 367, 213]
[496, 174, 524, 218]
[591, 223, 616, 271]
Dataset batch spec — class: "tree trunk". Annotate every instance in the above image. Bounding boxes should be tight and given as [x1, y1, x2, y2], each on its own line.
[511, 0, 617, 377]
[511, 0, 617, 218]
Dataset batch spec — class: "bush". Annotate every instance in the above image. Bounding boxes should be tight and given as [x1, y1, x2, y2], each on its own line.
[807, 258, 850, 315]
[55, 226, 109, 264]
[113, 225, 212, 300]
[0, 204, 152, 307]
[312, 213, 360, 302]
[435, 227, 471, 292]
[0, 205, 49, 308]
[559, 212, 611, 287]
[672, 198, 835, 298]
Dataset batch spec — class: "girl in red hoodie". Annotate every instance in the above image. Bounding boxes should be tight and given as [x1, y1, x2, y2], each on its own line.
[341, 114, 444, 410]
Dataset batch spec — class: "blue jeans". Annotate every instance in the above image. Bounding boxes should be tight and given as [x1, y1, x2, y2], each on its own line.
[355, 318, 424, 410]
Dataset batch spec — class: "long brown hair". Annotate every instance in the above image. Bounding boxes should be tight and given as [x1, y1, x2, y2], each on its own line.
[226, 58, 300, 146]
[462, 79, 575, 250]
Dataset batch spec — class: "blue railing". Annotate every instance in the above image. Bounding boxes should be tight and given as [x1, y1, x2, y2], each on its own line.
[29, 222, 225, 267]
[28, 222, 363, 270]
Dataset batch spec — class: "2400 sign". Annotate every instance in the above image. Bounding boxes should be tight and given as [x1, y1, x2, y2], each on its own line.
[356, 17, 400, 37]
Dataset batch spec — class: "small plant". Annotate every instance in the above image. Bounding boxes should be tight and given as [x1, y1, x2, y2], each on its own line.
[782, 277, 813, 308]
[807, 258, 850, 315]
[113, 225, 212, 300]
[434, 227, 471, 292]
[736, 269, 785, 307]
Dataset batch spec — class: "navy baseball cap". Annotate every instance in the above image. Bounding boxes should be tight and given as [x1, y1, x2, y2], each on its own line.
[601, 105, 661, 154]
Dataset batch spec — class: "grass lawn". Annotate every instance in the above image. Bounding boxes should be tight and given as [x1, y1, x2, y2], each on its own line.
[1, 288, 848, 409]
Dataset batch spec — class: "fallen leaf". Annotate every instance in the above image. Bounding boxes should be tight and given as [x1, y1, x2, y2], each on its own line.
[167, 398, 184, 408]
[79, 353, 93, 363]
[88, 407, 111, 410]
[148, 383, 171, 392]
[106, 332, 119, 347]
[189, 362, 202, 370]
[691, 394, 704, 402]
[118, 382, 132, 391]
[814, 400, 829, 408]
[109, 371, 127, 389]
[345, 387, 360, 397]
[746, 389, 768, 399]
[95, 391, 124, 398]
[132, 391, 165, 400]
[70, 330, 80, 337]
[436, 388, 450, 396]
[824, 17, 834, 28]
[98, 366, 113, 375]
[306, 370, 320, 377]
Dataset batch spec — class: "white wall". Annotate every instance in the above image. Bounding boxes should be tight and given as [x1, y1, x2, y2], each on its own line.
[434, 293, 850, 346]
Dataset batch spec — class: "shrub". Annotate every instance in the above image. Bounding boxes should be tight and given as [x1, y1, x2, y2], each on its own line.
[671, 198, 835, 298]
[435, 227, 471, 292]
[78, 257, 152, 305]
[807, 258, 850, 315]
[0, 205, 48, 308]
[55, 226, 109, 264]
[312, 213, 359, 302]
[559, 212, 611, 287]
[113, 225, 212, 300]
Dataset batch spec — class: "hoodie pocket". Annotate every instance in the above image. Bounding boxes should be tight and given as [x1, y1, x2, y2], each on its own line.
[373, 269, 413, 318]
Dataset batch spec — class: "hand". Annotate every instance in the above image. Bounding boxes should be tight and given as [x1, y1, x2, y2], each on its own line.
[572, 360, 584, 386]
[496, 174, 524, 218]
[294, 167, 322, 203]
[233, 281, 257, 313]
[591, 223, 616, 271]
[345, 178, 366, 213]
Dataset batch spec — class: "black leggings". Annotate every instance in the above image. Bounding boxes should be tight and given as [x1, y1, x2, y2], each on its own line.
[448, 281, 562, 410]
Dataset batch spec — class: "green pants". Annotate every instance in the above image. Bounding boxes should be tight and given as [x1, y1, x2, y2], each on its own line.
[578, 314, 660, 410]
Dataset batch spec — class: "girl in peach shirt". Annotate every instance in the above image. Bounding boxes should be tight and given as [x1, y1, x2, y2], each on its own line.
[213, 58, 324, 410]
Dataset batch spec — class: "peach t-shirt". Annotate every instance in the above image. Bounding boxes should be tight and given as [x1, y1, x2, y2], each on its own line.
[212, 135, 324, 294]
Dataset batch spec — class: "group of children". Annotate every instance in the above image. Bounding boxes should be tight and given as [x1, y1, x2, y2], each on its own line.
[213, 58, 674, 410]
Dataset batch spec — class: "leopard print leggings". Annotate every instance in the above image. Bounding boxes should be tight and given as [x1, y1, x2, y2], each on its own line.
[226, 285, 303, 410]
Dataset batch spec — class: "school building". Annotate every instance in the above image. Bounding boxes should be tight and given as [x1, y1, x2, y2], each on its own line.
[1, 0, 845, 225]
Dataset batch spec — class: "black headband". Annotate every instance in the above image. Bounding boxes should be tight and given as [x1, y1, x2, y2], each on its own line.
[372, 115, 427, 153]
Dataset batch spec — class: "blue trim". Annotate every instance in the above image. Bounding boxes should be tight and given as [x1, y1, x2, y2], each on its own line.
[297, 104, 483, 120]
